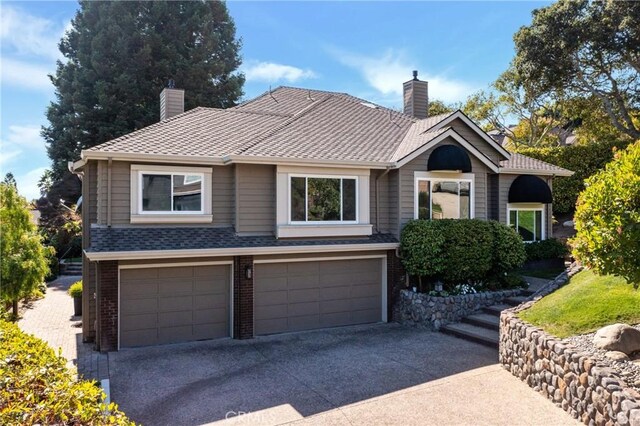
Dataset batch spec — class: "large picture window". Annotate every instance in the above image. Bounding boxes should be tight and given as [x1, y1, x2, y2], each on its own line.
[415, 177, 472, 220]
[140, 172, 203, 213]
[508, 206, 544, 242]
[290, 176, 357, 223]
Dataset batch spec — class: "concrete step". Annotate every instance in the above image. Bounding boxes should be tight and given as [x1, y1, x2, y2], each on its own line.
[462, 313, 500, 331]
[441, 323, 499, 348]
[503, 296, 529, 306]
[482, 304, 512, 317]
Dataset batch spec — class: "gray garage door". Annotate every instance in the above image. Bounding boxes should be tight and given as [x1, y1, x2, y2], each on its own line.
[120, 264, 230, 348]
[254, 258, 383, 335]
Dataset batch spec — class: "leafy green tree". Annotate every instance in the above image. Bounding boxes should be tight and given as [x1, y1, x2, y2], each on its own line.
[37, 169, 54, 197]
[0, 184, 52, 318]
[3, 173, 16, 188]
[514, 0, 640, 140]
[428, 99, 457, 117]
[462, 65, 565, 149]
[571, 141, 640, 286]
[44, 0, 245, 180]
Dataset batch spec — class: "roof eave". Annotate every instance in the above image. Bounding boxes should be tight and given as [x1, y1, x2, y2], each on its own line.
[498, 168, 574, 177]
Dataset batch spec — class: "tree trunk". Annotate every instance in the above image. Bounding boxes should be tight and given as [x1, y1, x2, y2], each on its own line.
[12, 300, 18, 319]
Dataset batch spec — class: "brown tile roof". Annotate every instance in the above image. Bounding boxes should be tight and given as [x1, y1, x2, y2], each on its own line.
[500, 153, 573, 176]
[85, 86, 571, 174]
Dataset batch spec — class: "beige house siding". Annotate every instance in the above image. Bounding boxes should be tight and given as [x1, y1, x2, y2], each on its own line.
[370, 169, 390, 234]
[398, 139, 490, 232]
[82, 160, 98, 341]
[388, 170, 400, 236]
[212, 165, 235, 227]
[448, 117, 504, 165]
[498, 174, 553, 238]
[235, 163, 276, 234]
[95, 161, 234, 226]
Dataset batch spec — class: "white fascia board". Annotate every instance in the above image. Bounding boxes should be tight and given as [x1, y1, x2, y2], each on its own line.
[499, 168, 574, 177]
[430, 111, 512, 160]
[81, 150, 226, 165]
[394, 129, 500, 173]
[223, 154, 390, 169]
[84, 242, 399, 261]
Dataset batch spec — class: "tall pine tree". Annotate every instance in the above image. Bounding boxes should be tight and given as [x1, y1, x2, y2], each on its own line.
[44, 0, 245, 181]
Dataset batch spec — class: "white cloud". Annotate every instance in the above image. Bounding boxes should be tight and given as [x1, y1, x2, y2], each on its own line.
[0, 5, 65, 61]
[327, 47, 475, 104]
[244, 61, 317, 84]
[1, 57, 54, 92]
[0, 125, 47, 167]
[14, 167, 48, 201]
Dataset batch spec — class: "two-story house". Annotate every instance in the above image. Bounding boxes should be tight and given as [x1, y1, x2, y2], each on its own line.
[72, 71, 572, 351]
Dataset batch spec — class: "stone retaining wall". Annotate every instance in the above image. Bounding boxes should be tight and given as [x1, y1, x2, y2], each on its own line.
[394, 288, 521, 330]
[499, 267, 640, 425]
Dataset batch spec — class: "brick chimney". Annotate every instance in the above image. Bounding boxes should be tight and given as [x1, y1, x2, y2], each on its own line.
[403, 70, 429, 119]
[160, 79, 184, 120]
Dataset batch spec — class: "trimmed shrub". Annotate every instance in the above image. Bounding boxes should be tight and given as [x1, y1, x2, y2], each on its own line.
[524, 238, 569, 261]
[400, 219, 526, 290]
[490, 221, 528, 273]
[0, 320, 133, 425]
[517, 140, 632, 214]
[440, 219, 494, 283]
[68, 280, 82, 298]
[571, 141, 640, 287]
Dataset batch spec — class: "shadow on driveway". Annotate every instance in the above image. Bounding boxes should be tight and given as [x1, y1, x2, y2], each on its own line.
[109, 323, 498, 425]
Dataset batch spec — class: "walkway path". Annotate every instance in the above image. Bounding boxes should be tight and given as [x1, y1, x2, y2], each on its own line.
[18, 275, 109, 382]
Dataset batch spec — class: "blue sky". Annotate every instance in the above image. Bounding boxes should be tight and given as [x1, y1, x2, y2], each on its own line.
[0, 1, 548, 201]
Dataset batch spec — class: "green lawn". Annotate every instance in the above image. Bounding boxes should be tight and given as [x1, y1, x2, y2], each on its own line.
[519, 269, 640, 338]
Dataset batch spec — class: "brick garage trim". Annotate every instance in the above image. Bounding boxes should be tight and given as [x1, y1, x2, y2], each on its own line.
[387, 250, 405, 321]
[234, 256, 254, 339]
[98, 260, 118, 352]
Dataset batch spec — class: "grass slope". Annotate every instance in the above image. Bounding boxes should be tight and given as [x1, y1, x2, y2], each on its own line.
[519, 269, 640, 338]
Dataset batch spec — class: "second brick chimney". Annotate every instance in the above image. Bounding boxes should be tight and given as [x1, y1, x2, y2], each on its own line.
[403, 70, 429, 119]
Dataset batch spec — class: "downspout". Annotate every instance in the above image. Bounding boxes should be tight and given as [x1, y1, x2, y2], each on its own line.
[107, 157, 112, 227]
[375, 167, 392, 233]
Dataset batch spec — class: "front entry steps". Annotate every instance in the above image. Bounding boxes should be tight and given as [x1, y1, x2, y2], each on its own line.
[441, 291, 530, 348]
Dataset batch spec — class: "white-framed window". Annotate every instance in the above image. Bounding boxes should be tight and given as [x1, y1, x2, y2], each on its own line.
[507, 204, 545, 242]
[139, 171, 204, 214]
[414, 172, 474, 220]
[289, 175, 358, 224]
[130, 164, 212, 224]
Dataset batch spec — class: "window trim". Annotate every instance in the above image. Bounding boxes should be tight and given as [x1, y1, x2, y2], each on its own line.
[507, 203, 546, 242]
[130, 164, 212, 224]
[138, 170, 205, 215]
[413, 172, 475, 220]
[287, 174, 359, 225]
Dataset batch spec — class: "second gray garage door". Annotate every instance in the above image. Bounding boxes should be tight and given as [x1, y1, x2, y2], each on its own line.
[120, 264, 231, 348]
[254, 258, 383, 335]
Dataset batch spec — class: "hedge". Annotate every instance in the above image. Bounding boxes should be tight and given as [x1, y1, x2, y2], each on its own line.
[0, 320, 134, 425]
[400, 219, 526, 290]
[524, 238, 569, 261]
[517, 140, 632, 214]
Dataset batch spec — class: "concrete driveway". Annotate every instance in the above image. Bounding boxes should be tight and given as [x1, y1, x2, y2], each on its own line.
[109, 323, 577, 426]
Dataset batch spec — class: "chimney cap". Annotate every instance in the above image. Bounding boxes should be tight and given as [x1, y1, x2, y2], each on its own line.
[412, 70, 419, 81]
[167, 78, 176, 89]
